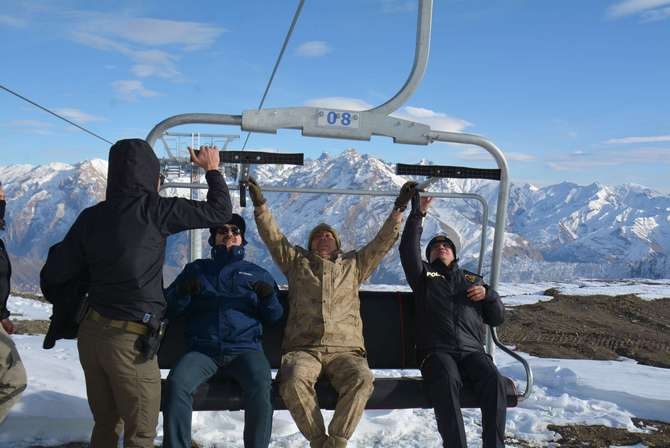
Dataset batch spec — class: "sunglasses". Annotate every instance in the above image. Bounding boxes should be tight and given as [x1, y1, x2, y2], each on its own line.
[216, 225, 241, 236]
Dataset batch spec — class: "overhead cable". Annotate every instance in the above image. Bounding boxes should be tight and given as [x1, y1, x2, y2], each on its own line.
[241, 0, 305, 150]
[0, 83, 113, 145]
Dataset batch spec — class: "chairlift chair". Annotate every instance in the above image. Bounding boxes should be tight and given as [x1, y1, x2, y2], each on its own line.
[150, 0, 533, 411]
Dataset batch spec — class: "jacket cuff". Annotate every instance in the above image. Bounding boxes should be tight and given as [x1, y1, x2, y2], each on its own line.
[205, 169, 224, 183]
[0, 309, 10, 320]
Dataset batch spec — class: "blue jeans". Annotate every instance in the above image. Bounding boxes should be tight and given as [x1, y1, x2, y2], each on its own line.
[163, 350, 273, 448]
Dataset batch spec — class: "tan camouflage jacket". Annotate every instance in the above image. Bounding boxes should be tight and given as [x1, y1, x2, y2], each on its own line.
[255, 207, 400, 352]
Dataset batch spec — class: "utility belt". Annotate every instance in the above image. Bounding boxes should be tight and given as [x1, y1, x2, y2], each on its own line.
[86, 308, 167, 361]
[86, 309, 149, 336]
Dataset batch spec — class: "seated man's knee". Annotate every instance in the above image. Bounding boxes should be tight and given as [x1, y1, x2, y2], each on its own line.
[279, 373, 308, 400]
[354, 366, 374, 394]
[165, 371, 188, 395]
[423, 354, 461, 390]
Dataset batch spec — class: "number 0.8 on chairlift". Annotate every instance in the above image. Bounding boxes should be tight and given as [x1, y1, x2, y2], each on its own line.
[317, 109, 360, 128]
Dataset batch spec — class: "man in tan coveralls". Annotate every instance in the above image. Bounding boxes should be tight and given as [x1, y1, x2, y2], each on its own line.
[246, 178, 417, 448]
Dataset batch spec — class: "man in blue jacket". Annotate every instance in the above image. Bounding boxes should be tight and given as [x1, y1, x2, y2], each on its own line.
[163, 213, 283, 448]
[399, 190, 507, 448]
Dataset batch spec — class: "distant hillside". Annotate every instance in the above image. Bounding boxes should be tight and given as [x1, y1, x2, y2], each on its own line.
[1, 149, 668, 291]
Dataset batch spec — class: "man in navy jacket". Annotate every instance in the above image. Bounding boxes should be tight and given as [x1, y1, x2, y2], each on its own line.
[399, 190, 507, 448]
[163, 213, 283, 448]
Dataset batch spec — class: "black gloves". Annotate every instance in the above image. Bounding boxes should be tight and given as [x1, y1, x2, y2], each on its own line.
[246, 177, 266, 207]
[178, 277, 202, 296]
[410, 188, 423, 216]
[252, 281, 274, 300]
[394, 181, 418, 212]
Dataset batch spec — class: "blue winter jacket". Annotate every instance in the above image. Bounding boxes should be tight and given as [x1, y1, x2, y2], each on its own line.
[165, 245, 283, 357]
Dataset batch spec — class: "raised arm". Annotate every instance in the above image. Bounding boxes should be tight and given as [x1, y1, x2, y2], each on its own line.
[355, 182, 419, 282]
[158, 146, 233, 234]
[248, 177, 298, 273]
[399, 190, 431, 291]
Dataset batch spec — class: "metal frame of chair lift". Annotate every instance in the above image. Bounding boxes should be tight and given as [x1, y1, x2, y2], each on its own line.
[148, 0, 533, 405]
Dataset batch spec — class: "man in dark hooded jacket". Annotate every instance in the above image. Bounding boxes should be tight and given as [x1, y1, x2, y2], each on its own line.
[40, 139, 232, 448]
[163, 213, 282, 448]
[399, 192, 507, 448]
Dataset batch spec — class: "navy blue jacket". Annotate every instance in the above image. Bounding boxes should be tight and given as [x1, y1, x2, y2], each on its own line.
[165, 245, 283, 357]
[399, 213, 504, 355]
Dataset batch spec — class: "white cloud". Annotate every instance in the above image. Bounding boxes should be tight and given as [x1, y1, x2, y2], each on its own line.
[112, 80, 159, 102]
[393, 106, 472, 132]
[296, 41, 331, 57]
[453, 147, 534, 162]
[548, 146, 670, 171]
[508, 152, 536, 162]
[639, 6, 670, 21]
[304, 97, 373, 110]
[70, 12, 225, 49]
[303, 98, 472, 133]
[72, 32, 180, 79]
[604, 135, 670, 144]
[0, 14, 27, 28]
[606, 0, 670, 20]
[4, 119, 54, 135]
[54, 108, 103, 123]
[67, 11, 224, 79]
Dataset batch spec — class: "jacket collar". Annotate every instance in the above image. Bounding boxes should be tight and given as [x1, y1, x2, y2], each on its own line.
[210, 244, 245, 267]
[429, 258, 459, 275]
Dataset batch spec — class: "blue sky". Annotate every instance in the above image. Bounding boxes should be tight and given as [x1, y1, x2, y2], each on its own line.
[1, 0, 669, 192]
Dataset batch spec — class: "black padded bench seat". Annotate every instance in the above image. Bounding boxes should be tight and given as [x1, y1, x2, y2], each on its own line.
[158, 290, 519, 411]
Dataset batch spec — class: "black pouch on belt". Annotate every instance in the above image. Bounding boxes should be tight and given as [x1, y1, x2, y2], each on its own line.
[137, 314, 168, 361]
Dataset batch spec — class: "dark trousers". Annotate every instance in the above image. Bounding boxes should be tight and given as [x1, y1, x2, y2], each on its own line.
[420, 351, 507, 448]
[163, 350, 273, 448]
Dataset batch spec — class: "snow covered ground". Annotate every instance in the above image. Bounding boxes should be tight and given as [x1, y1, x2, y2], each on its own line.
[2, 280, 670, 447]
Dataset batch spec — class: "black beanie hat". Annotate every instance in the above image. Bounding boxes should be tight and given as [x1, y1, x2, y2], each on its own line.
[425, 234, 457, 260]
[208, 213, 247, 246]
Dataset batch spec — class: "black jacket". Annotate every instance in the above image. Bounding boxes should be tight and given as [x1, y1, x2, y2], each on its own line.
[0, 238, 11, 321]
[40, 139, 233, 325]
[399, 212, 504, 355]
[0, 199, 10, 320]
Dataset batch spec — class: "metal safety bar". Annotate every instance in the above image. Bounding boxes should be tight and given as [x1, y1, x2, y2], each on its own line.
[491, 328, 534, 401]
[161, 182, 489, 276]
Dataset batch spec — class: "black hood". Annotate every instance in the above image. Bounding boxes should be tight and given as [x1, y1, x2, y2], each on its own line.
[106, 139, 160, 199]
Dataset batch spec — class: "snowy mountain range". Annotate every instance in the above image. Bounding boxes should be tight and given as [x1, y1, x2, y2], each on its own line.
[1, 149, 668, 291]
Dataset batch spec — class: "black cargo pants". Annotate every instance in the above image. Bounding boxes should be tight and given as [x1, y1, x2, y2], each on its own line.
[420, 350, 507, 448]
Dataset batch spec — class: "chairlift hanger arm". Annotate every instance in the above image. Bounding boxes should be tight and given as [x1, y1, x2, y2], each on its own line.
[242, 107, 433, 145]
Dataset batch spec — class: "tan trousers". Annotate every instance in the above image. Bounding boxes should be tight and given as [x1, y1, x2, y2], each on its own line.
[0, 325, 27, 424]
[279, 348, 374, 448]
[77, 317, 161, 448]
